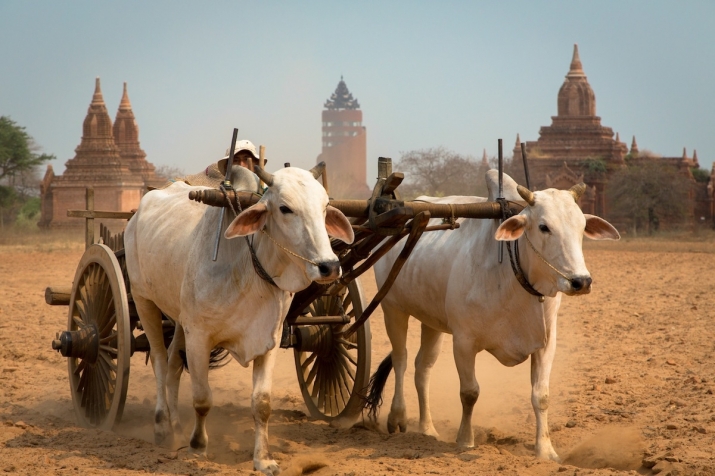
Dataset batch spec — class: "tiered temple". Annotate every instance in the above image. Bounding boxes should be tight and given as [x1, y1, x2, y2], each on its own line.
[40, 78, 162, 228]
[512, 44, 705, 220]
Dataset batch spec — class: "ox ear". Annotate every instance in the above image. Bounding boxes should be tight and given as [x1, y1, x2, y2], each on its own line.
[325, 205, 354, 244]
[225, 202, 268, 239]
[495, 214, 528, 241]
[584, 214, 621, 241]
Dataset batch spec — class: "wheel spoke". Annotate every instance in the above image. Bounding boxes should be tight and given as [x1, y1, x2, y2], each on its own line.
[336, 337, 358, 350]
[311, 362, 323, 400]
[99, 311, 116, 337]
[337, 352, 356, 382]
[305, 355, 320, 387]
[99, 332, 117, 345]
[99, 345, 118, 356]
[337, 344, 358, 367]
[316, 366, 326, 412]
[100, 352, 118, 372]
[73, 358, 86, 377]
[72, 314, 84, 328]
[300, 352, 318, 373]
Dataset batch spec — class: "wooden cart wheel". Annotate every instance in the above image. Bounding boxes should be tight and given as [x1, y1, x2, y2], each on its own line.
[294, 278, 371, 422]
[66, 244, 131, 430]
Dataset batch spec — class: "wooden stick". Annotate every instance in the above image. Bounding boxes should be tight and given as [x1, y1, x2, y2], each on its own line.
[258, 145, 266, 188]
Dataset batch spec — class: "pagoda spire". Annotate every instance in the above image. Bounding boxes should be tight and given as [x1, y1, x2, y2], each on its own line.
[91, 77, 105, 106]
[482, 149, 488, 165]
[119, 82, 132, 110]
[113, 82, 162, 188]
[515, 133, 521, 147]
[324, 77, 360, 110]
[567, 44, 586, 78]
[630, 136, 639, 155]
[682, 147, 687, 160]
[615, 132, 620, 143]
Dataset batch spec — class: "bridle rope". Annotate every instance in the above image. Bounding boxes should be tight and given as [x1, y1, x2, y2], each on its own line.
[523, 232, 571, 281]
[220, 185, 320, 285]
[221, 184, 279, 288]
[260, 228, 319, 266]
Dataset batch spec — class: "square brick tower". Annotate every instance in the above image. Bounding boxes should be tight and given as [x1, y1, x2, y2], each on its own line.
[316, 77, 370, 198]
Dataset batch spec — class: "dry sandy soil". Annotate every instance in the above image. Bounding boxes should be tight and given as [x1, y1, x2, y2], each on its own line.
[1, 231, 714, 475]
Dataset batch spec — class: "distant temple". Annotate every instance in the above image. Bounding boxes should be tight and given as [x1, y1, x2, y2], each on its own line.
[39, 78, 163, 228]
[513, 44, 712, 225]
[316, 77, 370, 198]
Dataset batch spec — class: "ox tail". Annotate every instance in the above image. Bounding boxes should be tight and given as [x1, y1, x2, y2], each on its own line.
[178, 347, 231, 373]
[363, 352, 393, 422]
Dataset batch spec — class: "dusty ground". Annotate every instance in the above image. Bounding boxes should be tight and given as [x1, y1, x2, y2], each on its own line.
[1, 230, 714, 475]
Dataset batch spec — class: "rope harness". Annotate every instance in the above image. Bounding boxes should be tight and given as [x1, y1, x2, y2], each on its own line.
[497, 198, 548, 302]
[221, 184, 279, 288]
[220, 185, 320, 287]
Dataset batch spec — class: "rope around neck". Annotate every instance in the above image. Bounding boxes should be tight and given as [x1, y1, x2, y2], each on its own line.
[522, 232, 571, 280]
[220, 185, 279, 288]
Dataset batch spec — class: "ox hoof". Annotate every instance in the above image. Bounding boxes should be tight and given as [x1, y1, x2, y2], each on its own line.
[255, 458, 280, 475]
[154, 427, 174, 448]
[387, 411, 407, 434]
[387, 420, 407, 434]
[536, 447, 561, 463]
[421, 426, 440, 439]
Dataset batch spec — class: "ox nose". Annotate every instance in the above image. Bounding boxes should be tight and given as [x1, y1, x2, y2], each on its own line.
[317, 260, 341, 279]
[570, 276, 592, 291]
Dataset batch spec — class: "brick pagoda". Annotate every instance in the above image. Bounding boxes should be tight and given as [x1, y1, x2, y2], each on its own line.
[40, 78, 162, 228]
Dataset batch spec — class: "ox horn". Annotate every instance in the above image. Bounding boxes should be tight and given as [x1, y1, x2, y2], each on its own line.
[309, 161, 326, 180]
[254, 166, 274, 187]
[569, 182, 587, 202]
[517, 185, 536, 206]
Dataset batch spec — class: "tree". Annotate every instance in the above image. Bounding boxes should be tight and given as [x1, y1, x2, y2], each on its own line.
[0, 116, 54, 183]
[606, 161, 692, 235]
[0, 116, 54, 229]
[395, 147, 486, 199]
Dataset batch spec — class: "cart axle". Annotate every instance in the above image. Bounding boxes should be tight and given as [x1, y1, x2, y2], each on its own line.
[52, 326, 99, 363]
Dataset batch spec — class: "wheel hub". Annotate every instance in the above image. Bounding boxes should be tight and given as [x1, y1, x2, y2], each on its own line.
[52, 324, 99, 363]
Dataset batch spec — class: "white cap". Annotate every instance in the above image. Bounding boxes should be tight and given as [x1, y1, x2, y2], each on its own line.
[223, 140, 259, 160]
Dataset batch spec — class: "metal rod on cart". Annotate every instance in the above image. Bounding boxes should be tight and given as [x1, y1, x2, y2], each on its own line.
[212, 128, 239, 261]
[521, 142, 532, 190]
[498, 139, 504, 264]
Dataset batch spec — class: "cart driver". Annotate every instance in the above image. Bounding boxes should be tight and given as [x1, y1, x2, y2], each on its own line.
[159, 139, 266, 192]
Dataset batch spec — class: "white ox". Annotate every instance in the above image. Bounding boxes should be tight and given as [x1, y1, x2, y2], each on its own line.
[125, 165, 353, 475]
[365, 170, 619, 461]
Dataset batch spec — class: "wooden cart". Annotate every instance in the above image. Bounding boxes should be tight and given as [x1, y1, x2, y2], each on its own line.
[47, 156, 524, 429]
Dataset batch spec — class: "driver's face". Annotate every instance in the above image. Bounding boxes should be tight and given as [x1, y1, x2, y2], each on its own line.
[234, 151, 259, 169]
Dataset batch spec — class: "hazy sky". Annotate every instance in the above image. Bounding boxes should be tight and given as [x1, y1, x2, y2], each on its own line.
[1, 1, 714, 182]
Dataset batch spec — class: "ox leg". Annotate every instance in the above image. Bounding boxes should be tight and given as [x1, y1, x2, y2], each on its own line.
[414, 323, 444, 438]
[184, 333, 212, 456]
[166, 322, 185, 435]
[530, 299, 561, 462]
[252, 347, 280, 475]
[133, 296, 173, 446]
[452, 335, 479, 448]
[383, 304, 410, 434]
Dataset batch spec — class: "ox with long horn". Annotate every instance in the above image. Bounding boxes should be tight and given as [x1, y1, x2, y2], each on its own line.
[517, 185, 536, 206]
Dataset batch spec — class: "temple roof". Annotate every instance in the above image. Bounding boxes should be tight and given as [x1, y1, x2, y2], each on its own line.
[324, 76, 360, 110]
[557, 44, 595, 117]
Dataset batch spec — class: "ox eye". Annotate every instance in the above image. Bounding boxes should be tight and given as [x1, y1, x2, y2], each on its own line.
[539, 224, 550, 233]
[279, 205, 293, 214]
